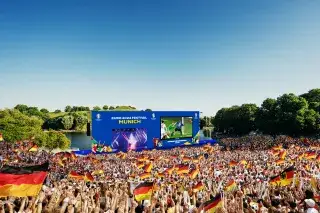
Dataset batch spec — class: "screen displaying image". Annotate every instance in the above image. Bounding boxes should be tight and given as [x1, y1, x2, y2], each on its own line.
[160, 116, 193, 140]
[111, 128, 147, 151]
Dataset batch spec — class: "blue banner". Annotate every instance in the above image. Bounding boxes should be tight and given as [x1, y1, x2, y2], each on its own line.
[91, 111, 202, 152]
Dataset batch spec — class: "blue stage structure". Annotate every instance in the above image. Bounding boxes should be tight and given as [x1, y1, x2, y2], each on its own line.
[74, 111, 216, 155]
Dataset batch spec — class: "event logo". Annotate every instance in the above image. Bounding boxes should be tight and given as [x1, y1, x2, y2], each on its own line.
[195, 113, 198, 119]
[119, 120, 141, 124]
[96, 113, 102, 121]
[151, 113, 156, 120]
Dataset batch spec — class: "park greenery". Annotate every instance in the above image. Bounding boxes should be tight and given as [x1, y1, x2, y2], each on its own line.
[0, 89, 319, 149]
[0, 104, 147, 149]
[210, 88, 320, 137]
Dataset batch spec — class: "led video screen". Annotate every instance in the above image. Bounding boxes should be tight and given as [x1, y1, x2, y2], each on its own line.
[160, 116, 193, 140]
[111, 128, 147, 151]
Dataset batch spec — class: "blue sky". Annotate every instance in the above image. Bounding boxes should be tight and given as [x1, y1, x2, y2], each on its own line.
[0, 0, 319, 115]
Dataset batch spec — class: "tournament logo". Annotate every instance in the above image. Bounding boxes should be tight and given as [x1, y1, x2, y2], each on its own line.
[151, 113, 156, 120]
[96, 113, 102, 121]
[195, 113, 198, 119]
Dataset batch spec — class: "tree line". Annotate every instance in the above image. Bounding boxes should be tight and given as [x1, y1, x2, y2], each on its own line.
[14, 104, 151, 114]
[211, 88, 320, 136]
[0, 104, 151, 149]
[0, 109, 70, 150]
[12, 104, 151, 131]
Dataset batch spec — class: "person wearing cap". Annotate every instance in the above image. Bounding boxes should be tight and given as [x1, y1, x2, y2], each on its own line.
[304, 199, 319, 213]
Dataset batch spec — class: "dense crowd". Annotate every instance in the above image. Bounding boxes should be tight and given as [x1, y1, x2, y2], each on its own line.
[0, 135, 320, 213]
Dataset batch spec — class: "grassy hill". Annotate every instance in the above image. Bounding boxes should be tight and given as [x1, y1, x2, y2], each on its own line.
[48, 108, 139, 120]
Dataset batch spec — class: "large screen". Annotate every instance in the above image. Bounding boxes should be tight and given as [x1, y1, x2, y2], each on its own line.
[111, 128, 148, 151]
[160, 116, 193, 140]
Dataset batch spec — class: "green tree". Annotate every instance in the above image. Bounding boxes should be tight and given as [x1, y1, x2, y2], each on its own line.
[54, 109, 62, 113]
[34, 131, 49, 147]
[309, 102, 320, 113]
[38, 131, 70, 150]
[71, 106, 79, 112]
[302, 109, 320, 135]
[145, 109, 152, 112]
[0, 109, 43, 142]
[103, 105, 109, 110]
[109, 106, 115, 110]
[236, 104, 258, 135]
[14, 104, 29, 113]
[213, 104, 257, 135]
[61, 115, 74, 130]
[301, 89, 320, 103]
[40, 108, 49, 113]
[72, 113, 87, 131]
[93, 106, 101, 111]
[275, 93, 308, 135]
[65, 105, 72, 112]
[200, 118, 206, 129]
[213, 108, 228, 133]
[56, 132, 71, 149]
[255, 98, 278, 135]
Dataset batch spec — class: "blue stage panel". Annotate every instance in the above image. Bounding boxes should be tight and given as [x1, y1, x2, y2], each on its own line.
[91, 111, 202, 152]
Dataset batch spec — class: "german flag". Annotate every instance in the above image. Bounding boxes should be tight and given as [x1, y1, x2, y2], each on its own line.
[182, 156, 192, 162]
[165, 167, 174, 175]
[305, 151, 317, 160]
[269, 166, 295, 186]
[298, 153, 305, 160]
[203, 193, 223, 213]
[57, 158, 64, 167]
[133, 182, 154, 201]
[240, 160, 248, 165]
[279, 150, 287, 159]
[193, 157, 199, 163]
[29, 145, 38, 152]
[229, 161, 238, 167]
[144, 163, 153, 173]
[317, 154, 320, 162]
[136, 162, 144, 169]
[68, 171, 84, 180]
[137, 156, 147, 162]
[71, 152, 77, 160]
[271, 149, 279, 156]
[0, 133, 3, 142]
[189, 169, 199, 179]
[193, 182, 204, 192]
[272, 145, 282, 151]
[225, 180, 237, 192]
[0, 162, 48, 197]
[177, 165, 189, 175]
[84, 172, 94, 182]
[276, 159, 284, 165]
[92, 170, 104, 176]
[139, 172, 151, 180]
[156, 173, 165, 178]
[116, 152, 127, 159]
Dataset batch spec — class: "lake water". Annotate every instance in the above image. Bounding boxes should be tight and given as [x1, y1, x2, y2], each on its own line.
[66, 130, 212, 150]
[66, 132, 92, 150]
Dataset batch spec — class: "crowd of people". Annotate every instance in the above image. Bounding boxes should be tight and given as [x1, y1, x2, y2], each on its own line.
[0, 135, 320, 213]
